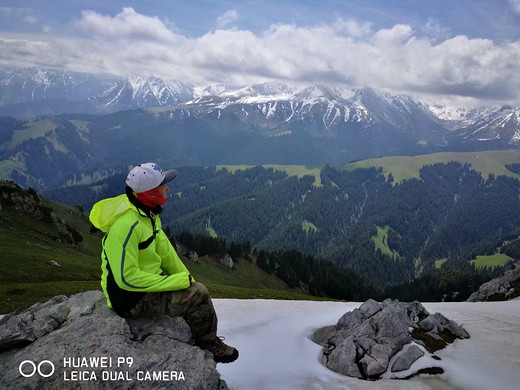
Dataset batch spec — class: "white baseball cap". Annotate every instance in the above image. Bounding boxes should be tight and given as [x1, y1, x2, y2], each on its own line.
[126, 163, 178, 193]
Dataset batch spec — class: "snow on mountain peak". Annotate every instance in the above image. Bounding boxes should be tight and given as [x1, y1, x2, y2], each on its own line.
[1, 68, 519, 146]
[193, 84, 230, 98]
[424, 103, 499, 129]
[294, 85, 356, 107]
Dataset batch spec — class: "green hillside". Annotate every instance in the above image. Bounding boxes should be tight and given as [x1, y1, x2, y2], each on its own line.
[372, 226, 399, 259]
[0, 191, 102, 313]
[0, 182, 317, 313]
[217, 164, 323, 186]
[218, 150, 520, 186]
[342, 150, 520, 184]
[167, 154, 520, 290]
[470, 253, 514, 269]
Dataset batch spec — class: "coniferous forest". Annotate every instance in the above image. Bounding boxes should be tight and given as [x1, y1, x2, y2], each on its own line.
[46, 161, 520, 301]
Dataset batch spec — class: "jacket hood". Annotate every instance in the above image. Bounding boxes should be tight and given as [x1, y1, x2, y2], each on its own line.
[89, 194, 134, 232]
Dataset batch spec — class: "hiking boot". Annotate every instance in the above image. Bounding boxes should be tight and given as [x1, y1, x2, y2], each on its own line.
[199, 337, 239, 363]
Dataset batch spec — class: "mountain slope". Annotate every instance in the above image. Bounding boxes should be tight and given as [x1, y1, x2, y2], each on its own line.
[1, 68, 520, 189]
[166, 161, 520, 287]
[43, 151, 520, 288]
[0, 181, 313, 313]
[0, 68, 194, 118]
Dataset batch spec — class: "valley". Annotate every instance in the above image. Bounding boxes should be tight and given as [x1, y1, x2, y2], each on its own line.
[1, 68, 520, 312]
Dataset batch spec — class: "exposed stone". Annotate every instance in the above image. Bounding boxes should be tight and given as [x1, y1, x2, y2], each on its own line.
[467, 261, 520, 302]
[0, 181, 83, 246]
[312, 299, 469, 381]
[391, 344, 425, 372]
[189, 251, 199, 263]
[309, 325, 335, 347]
[358, 298, 382, 318]
[0, 291, 228, 389]
[220, 254, 234, 269]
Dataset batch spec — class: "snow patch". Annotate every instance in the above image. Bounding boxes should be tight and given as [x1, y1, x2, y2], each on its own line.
[215, 299, 520, 390]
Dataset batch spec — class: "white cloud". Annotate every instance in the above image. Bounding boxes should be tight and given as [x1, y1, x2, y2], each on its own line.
[76, 7, 180, 43]
[509, 0, 520, 13]
[332, 18, 372, 38]
[0, 6, 19, 16]
[23, 15, 38, 24]
[422, 18, 451, 42]
[216, 10, 239, 30]
[0, 6, 38, 23]
[1, 8, 519, 104]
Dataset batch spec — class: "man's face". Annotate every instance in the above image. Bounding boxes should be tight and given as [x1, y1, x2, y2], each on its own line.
[157, 184, 169, 201]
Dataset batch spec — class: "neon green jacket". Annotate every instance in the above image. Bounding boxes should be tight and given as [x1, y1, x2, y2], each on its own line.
[89, 194, 191, 313]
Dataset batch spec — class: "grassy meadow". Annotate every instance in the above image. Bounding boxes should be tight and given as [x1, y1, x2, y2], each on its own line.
[217, 164, 323, 186]
[470, 253, 514, 269]
[371, 226, 399, 259]
[219, 150, 520, 187]
[341, 150, 520, 184]
[3, 149, 520, 312]
[0, 197, 320, 314]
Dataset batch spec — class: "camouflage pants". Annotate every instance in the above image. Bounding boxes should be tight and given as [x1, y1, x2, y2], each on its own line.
[127, 282, 218, 344]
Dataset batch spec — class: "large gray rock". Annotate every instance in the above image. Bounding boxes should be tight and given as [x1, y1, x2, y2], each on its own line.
[312, 299, 469, 381]
[0, 291, 228, 389]
[467, 261, 520, 302]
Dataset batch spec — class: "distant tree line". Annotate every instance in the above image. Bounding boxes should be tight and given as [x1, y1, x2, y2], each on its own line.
[43, 161, 520, 292]
[505, 163, 520, 175]
[174, 230, 376, 301]
[382, 265, 501, 302]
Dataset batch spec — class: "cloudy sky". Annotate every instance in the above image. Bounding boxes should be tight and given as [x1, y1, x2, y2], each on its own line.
[1, 0, 520, 106]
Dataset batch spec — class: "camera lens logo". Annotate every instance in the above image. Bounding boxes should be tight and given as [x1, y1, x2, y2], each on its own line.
[19, 360, 55, 378]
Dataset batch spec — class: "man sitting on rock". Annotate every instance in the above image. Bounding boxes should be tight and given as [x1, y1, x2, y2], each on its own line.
[89, 162, 238, 363]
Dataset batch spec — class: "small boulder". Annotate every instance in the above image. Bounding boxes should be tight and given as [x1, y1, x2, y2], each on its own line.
[189, 251, 199, 263]
[220, 254, 234, 269]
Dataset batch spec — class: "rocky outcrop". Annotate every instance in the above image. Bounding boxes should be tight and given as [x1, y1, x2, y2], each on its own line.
[311, 299, 469, 381]
[0, 180, 83, 246]
[189, 251, 199, 263]
[0, 291, 228, 389]
[0, 180, 41, 215]
[219, 254, 234, 269]
[467, 261, 520, 302]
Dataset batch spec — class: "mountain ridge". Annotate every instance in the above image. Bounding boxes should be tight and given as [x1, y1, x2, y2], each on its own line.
[1, 67, 520, 190]
[1, 67, 519, 141]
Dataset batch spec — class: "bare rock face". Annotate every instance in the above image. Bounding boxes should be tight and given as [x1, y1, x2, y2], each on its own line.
[219, 254, 234, 269]
[189, 251, 200, 263]
[467, 261, 520, 302]
[310, 299, 469, 381]
[0, 291, 228, 389]
[0, 180, 83, 246]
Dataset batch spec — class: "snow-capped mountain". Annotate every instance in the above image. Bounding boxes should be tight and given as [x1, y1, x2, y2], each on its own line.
[422, 103, 520, 146]
[423, 104, 498, 129]
[189, 82, 294, 106]
[456, 106, 520, 145]
[179, 85, 449, 144]
[1, 67, 519, 150]
[0, 68, 193, 115]
[89, 76, 193, 111]
[0, 68, 115, 105]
